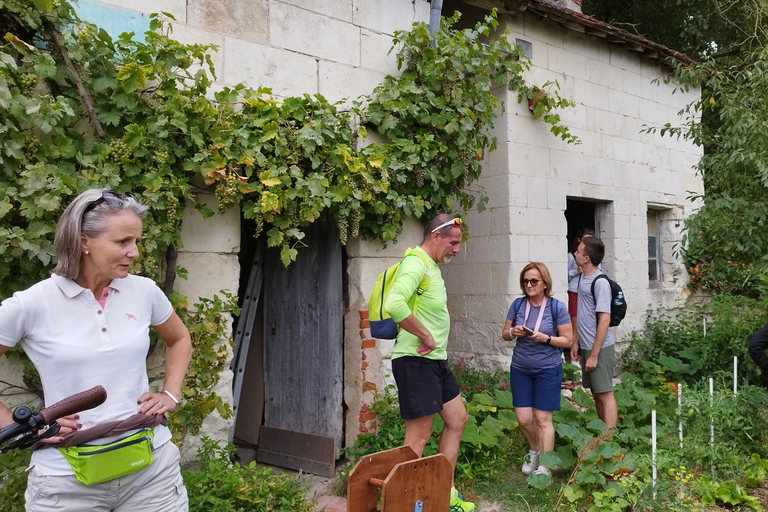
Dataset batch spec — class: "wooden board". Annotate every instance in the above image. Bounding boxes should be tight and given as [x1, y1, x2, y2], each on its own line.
[381, 454, 452, 512]
[262, 219, 344, 455]
[256, 426, 336, 477]
[346, 446, 419, 512]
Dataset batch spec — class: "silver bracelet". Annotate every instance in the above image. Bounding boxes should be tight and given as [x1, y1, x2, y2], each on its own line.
[163, 389, 180, 405]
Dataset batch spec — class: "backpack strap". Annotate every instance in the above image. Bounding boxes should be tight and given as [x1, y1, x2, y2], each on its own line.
[590, 273, 609, 324]
[511, 296, 525, 326]
[549, 298, 559, 337]
[404, 250, 432, 315]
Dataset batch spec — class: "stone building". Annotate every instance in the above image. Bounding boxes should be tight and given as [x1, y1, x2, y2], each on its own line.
[0, 0, 703, 468]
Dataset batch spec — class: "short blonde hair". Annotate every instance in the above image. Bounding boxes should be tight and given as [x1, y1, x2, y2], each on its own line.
[518, 262, 554, 298]
[53, 189, 148, 280]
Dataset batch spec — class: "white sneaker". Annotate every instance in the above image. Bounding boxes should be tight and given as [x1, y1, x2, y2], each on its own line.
[531, 465, 551, 476]
[521, 450, 540, 475]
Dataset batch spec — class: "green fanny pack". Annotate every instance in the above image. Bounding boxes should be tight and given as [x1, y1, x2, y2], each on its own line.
[59, 428, 154, 485]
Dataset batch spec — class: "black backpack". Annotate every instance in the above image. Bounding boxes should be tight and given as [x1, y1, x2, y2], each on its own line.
[586, 273, 626, 327]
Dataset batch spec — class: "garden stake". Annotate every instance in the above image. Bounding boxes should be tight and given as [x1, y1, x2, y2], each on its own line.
[652, 409, 657, 499]
[733, 356, 738, 395]
[709, 377, 715, 476]
[703, 317, 707, 336]
[677, 383, 683, 449]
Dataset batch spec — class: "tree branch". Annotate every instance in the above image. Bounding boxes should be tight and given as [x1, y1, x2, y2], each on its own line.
[43, 20, 106, 139]
[164, 244, 178, 296]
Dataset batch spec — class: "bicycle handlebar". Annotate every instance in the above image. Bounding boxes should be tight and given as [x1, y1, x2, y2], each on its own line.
[39, 385, 107, 424]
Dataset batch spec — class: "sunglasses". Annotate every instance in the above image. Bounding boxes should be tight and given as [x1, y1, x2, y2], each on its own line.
[83, 190, 136, 216]
[431, 218, 463, 233]
[523, 279, 541, 287]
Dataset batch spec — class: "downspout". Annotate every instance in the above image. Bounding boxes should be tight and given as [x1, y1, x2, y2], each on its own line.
[428, 0, 443, 49]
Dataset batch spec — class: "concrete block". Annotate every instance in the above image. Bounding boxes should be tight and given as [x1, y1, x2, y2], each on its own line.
[188, 0, 267, 44]
[478, 173, 512, 209]
[638, 99, 671, 126]
[510, 235, 530, 263]
[360, 29, 400, 75]
[609, 47, 644, 75]
[485, 140, 510, 178]
[506, 143, 550, 179]
[278, 0, 352, 21]
[558, 103, 587, 130]
[442, 263, 493, 296]
[271, 2, 361, 66]
[454, 295, 510, 324]
[466, 235, 513, 264]
[587, 60, 623, 91]
[547, 45, 589, 81]
[547, 179, 577, 210]
[174, 253, 240, 301]
[346, 218, 423, 257]
[573, 79, 610, 110]
[594, 158, 629, 189]
[550, 149, 595, 183]
[601, 214, 630, 240]
[352, 0, 430, 35]
[522, 11, 566, 48]
[527, 177, 548, 208]
[573, 130, 602, 159]
[681, 172, 703, 197]
[489, 206, 511, 236]
[180, 194, 240, 253]
[223, 39, 318, 98]
[671, 148, 701, 174]
[621, 71, 646, 99]
[607, 89, 640, 119]
[565, 29, 611, 64]
[644, 143, 672, 170]
[654, 168, 681, 195]
[467, 208, 491, 238]
[491, 262, 518, 295]
[629, 213, 648, 240]
[591, 108, 623, 136]
[93, 0, 186, 22]
[528, 235, 564, 262]
[318, 61, 385, 104]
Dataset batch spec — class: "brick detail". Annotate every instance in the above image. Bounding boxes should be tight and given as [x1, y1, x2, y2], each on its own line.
[357, 309, 379, 436]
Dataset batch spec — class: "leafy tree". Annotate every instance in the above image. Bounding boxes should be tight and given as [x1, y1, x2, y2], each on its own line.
[582, 0, 768, 58]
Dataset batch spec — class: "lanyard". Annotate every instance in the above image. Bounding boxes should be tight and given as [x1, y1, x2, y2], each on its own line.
[524, 298, 547, 334]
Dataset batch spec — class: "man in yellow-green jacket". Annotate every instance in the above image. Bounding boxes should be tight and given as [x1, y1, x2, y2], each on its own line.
[383, 213, 474, 512]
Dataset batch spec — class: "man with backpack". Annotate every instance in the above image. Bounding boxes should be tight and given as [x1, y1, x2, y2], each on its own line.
[382, 213, 474, 512]
[570, 236, 618, 428]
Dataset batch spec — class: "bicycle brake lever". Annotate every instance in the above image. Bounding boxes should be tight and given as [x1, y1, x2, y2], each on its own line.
[39, 422, 61, 439]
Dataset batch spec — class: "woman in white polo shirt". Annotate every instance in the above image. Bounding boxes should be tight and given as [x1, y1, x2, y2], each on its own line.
[0, 189, 192, 511]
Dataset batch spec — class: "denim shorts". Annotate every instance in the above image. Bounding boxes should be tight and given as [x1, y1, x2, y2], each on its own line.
[509, 364, 562, 411]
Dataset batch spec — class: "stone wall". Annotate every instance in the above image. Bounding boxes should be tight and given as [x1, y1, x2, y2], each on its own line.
[443, 11, 703, 369]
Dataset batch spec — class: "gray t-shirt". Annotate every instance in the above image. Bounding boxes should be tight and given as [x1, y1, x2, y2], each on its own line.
[576, 270, 615, 350]
[507, 298, 571, 371]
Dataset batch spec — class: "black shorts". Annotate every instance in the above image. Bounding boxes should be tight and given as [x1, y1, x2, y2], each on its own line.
[392, 356, 461, 420]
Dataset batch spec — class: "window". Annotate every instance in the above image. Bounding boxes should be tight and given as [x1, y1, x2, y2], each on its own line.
[647, 210, 661, 282]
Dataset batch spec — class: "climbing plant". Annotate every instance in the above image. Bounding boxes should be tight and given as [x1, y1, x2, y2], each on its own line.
[0, 1, 576, 434]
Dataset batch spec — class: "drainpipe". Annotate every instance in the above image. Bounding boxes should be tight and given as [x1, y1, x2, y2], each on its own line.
[428, 0, 443, 49]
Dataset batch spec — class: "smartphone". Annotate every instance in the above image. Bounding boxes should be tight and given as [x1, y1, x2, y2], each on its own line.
[522, 326, 534, 336]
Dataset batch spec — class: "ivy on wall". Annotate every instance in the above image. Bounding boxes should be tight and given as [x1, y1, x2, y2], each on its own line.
[0, 1, 576, 434]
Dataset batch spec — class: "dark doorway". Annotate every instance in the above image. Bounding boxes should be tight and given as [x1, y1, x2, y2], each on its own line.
[565, 198, 598, 253]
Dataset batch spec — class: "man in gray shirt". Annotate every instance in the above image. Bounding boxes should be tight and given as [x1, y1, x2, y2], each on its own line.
[570, 237, 617, 428]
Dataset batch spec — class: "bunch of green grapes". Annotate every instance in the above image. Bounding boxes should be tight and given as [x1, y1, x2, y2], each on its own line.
[165, 195, 181, 231]
[214, 171, 239, 211]
[414, 167, 426, 187]
[252, 211, 264, 239]
[108, 139, 131, 162]
[350, 208, 360, 239]
[18, 73, 37, 95]
[23, 135, 40, 160]
[3, 0, 31, 15]
[75, 25, 90, 46]
[337, 215, 348, 245]
[145, 96, 164, 114]
[154, 149, 169, 166]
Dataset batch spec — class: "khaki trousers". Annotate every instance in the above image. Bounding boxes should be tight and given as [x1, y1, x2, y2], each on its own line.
[25, 441, 188, 512]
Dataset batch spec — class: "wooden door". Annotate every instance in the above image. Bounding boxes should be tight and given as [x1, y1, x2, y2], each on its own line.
[261, 219, 344, 464]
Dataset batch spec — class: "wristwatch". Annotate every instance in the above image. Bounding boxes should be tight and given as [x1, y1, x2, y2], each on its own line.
[546, 335, 551, 345]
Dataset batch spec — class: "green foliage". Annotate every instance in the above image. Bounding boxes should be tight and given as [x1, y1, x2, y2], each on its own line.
[624, 293, 768, 386]
[0, 449, 30, 512]
[696, 475, 761, 511]
[168, 292, 239, 444]
[182, 437, 317, 512]
[449, 357, 509, 401]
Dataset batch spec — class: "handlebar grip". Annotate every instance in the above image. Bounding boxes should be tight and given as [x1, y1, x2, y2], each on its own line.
[38, 386, 107, 424]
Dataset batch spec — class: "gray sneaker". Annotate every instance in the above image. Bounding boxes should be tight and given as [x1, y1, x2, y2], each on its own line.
[531, 465, 551, 476]
[521, 450, 540, 475]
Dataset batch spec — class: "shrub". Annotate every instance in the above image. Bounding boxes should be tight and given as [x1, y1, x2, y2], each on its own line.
[0, 450, 30, 512]
[182, 437, 317, 512]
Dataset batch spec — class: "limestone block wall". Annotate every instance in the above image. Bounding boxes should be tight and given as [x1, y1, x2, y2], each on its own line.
[444, 11, 704, 370]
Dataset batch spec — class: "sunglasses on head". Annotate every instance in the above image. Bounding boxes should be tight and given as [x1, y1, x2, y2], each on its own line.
[83, 190, 135, 216]
[431, 218, 463, 233]
[523, 279, 540, 287]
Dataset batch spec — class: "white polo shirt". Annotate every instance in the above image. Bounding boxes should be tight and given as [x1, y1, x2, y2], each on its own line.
[0, 273, 174, 475]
